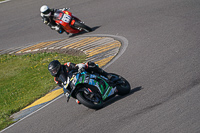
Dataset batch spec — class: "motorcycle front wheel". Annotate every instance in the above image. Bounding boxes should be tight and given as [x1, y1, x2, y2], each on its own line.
[76, 87, 103, 110]
[110, 73, 131, 96]
[74, 21, 92, 32]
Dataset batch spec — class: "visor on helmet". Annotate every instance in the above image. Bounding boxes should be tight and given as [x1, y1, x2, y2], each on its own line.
[48, 60, 61, 76]
[42, 8, 51, 15]
[50, 65, 60, 75]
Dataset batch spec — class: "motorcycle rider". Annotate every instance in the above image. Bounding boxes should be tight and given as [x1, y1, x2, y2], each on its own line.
[40, 5, 68, 34]
[48, 60, 115, 88]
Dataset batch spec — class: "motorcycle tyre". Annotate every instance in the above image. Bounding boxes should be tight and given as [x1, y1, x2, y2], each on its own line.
[110, 73, 131, 96]
[76, 91, 103, 110]
[74, 21, 92, 32]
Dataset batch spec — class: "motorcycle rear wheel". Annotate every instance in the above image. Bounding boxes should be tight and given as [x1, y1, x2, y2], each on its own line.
[76, 88, 103, 110]
[74, 21, 92, 32]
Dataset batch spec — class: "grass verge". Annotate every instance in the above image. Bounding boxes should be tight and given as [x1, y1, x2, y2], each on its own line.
[0, 52, 86, 130]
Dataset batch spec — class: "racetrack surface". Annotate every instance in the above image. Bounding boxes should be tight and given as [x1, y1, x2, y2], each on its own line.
[1, 0, 200, 133]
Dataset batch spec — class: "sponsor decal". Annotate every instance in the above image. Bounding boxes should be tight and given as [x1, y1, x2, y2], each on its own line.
[90, 74, 97, 79]
[72, 75, 77, 85]
[84, 76, 89, 83]
[108, 87, 116, 97]
[79, 77, 83, 83]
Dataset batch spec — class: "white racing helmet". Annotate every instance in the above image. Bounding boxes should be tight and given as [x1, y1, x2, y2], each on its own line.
[40, 5, 51, 17]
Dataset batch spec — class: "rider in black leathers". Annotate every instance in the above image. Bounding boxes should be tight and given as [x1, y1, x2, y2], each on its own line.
[48, 60, 113, 88]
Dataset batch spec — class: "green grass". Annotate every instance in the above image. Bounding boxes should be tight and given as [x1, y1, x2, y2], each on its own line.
[0, 52, 86, 130]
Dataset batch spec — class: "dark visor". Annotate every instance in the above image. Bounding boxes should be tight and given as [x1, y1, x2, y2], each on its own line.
[43, 8, 51, 15]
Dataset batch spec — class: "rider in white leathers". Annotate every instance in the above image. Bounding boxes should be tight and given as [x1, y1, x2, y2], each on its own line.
[40, 5, 68, 34]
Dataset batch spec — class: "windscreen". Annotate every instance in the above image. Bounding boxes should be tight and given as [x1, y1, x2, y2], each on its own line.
[53, 10, 64, 20]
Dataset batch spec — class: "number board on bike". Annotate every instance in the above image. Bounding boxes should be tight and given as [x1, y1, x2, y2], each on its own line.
[62, 14, 71, 23]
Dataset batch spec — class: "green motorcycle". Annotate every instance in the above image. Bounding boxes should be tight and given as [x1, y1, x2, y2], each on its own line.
[60, 70, 131, 109]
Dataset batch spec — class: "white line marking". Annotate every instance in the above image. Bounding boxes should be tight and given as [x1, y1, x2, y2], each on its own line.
[0, 95, 64, 133]
[0, 0, 10, 4]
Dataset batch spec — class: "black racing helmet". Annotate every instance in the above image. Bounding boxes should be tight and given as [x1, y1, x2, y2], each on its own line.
[48, 60, 61, 76]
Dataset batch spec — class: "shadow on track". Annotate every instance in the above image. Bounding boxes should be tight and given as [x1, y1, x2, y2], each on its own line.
[69, 26, 101, 37]
[102, 86, 143, 108]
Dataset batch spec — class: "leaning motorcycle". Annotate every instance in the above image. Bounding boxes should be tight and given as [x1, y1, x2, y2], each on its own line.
[53, 9, 92, 34]
[59, 70, 131, 109]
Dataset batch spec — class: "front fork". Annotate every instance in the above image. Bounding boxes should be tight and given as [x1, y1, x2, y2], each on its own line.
[63, 84, 76, 102]
[63, 87, 71, 102]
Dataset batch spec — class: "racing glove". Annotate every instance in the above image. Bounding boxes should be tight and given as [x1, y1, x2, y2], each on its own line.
[43, 20, 49, 24]
[41, 17, 50, 25]
[61, 8, 70, 11]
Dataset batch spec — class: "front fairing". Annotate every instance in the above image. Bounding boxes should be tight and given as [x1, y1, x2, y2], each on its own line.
[53, 10, 81, 34]
[72, 71, 116, 100]
[53, 10, 64, 20]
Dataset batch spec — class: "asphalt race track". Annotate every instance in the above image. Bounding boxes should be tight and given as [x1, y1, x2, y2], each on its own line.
[1, 0, 200, 133]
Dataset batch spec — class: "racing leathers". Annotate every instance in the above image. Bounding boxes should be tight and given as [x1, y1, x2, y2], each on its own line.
[53, 61, 111, 88]
[40, 8, 68, 34]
